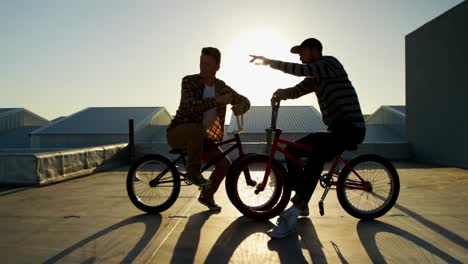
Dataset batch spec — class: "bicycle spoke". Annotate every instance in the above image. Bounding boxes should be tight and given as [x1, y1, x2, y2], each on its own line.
[132, 160, 176, 207]
[236, 165, 279, 208]
[343, 161, 394, 214]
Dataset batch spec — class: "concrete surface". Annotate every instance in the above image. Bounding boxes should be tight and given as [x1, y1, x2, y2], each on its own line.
[0, 162, 467, 263]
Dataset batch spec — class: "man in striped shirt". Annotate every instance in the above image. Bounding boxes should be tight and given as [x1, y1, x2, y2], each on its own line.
[251, 38, 366, 238]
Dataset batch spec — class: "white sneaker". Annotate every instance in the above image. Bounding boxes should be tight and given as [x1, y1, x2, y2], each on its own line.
[267, 207, 300, 239]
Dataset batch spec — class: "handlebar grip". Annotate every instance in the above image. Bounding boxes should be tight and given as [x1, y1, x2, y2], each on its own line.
[270, 101, 280, 129]
[271, 99, 281, 109]
[235, 115, 244, 132]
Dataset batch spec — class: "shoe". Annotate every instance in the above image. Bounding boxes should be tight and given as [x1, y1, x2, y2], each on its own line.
[187, 174, 211, 187]
[290, 194, 309, 217]
[300, 205, 309, 217]
[198, 195, 221, 211]
[267, 207, 300, 239]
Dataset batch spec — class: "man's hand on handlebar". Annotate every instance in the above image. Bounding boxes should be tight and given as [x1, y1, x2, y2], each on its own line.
[249, 55, 271, 66]
[231, 104, 245, 116]
[271, 89, 287, 106]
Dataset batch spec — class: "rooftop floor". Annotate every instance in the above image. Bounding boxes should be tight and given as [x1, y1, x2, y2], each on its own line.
[0, 162, 467, 263]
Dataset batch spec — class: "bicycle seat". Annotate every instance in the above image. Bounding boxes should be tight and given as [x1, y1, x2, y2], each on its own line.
[169, 148, 187, 155]
[344, 144, 358, 151]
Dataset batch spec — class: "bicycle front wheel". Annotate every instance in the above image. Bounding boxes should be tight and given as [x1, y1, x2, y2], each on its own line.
[126, 154, 180, 213]
[336, 154, 400, 220]
[226, 154, 291, 221]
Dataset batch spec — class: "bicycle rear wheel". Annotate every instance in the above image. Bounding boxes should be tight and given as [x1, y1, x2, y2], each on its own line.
[126, 154, 180, 213]
[336, 154, 400, 219]
[226, 154, 291, 220]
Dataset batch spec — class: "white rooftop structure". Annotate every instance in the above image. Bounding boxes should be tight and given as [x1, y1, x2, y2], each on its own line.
[30, 107, 172, 149]
[0, 108, 49, 132]
[365, 105, 406, 142]
[0, 108, 50, 149]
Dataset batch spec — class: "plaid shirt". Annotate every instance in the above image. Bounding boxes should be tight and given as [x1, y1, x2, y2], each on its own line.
[168, 74, 250, 141]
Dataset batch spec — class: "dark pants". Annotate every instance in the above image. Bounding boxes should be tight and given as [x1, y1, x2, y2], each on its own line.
[285, 125, 365, 208]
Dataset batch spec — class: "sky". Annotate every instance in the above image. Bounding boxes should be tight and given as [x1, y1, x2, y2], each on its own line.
[1, 0, 465, 120]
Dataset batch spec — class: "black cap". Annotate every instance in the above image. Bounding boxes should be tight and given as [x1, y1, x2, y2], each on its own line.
[290, 38, 323, 54]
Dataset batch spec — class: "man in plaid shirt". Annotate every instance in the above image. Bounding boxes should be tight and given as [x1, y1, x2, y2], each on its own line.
[167, 47, 250, 211]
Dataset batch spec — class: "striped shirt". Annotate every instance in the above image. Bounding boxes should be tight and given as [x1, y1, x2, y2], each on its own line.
[270, 56, 365, 130]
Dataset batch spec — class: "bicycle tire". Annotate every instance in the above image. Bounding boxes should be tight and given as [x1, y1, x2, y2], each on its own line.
[226, 154, 291, 220]
[126, 154, 181, 213]
[336, 154, 400, 220]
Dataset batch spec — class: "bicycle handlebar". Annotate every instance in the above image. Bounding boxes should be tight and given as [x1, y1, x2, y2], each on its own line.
[233, 114, 244, 134]
[270, 100, 280, 129]
[265, 100, 280, 154]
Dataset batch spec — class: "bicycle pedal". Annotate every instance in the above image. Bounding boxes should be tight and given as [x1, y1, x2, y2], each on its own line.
[184, 179, 193, 185]
[318, 201, 324, 216]
[246, 179, 257, 187]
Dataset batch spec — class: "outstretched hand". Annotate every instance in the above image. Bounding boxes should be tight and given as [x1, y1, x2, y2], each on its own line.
[249, 55, 271, 66]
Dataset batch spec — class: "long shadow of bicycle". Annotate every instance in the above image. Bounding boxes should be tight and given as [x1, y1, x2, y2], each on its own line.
[169, 215, 326, 264]
[198, 202, 467, 263]
[356, 202, 466, 264]
[357, 219, 463, 263]
[43, 214, 161, 264]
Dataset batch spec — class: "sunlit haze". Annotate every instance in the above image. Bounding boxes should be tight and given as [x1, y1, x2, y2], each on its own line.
[1, 0, 464, 120]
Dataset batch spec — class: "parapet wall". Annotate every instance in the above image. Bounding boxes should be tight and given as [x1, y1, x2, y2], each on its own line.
[0, 144, 128, 186]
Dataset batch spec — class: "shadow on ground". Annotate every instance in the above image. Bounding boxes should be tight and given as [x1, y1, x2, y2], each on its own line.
[357, 219, 464, 263]
[43, 214, 161, 264]
[169, 210, 218, 264]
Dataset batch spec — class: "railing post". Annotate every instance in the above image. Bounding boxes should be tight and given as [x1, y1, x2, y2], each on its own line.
[128, 119, 135, 164]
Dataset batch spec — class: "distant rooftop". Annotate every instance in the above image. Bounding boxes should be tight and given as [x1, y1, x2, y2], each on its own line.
[227, 106, 326, 133]
[0, 126, 41, 148]
[50, 116, 67, 123]
[0, 108, 16, 114]
[387, 105, 406, 115]
[364, 125, 406, 143]
[31, 107, 164, 135]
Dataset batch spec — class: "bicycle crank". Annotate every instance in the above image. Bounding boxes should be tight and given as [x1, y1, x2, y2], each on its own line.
[318, 184, 331, 216]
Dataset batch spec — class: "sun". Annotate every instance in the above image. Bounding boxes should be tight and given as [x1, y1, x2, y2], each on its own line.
[220, 29, 302, 107]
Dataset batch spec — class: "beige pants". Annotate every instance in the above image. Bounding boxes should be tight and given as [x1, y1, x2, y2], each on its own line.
[166, 123, 231, 197]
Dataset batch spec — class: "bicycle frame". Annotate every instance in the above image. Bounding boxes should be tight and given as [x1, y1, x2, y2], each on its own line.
[257, 102, 369, 193]
[178, 133, 247, 178]
[151, 129, 253, 186]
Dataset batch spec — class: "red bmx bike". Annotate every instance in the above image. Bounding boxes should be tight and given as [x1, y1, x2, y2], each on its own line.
[226, 102, 400, 220]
